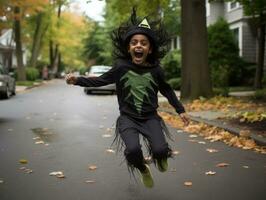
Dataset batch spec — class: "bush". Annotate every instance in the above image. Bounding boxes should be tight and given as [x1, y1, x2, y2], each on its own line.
[79, 66, 87, 75]
[161, 50, 181, 80]
[168, 78, 181, 90]
[26, 67, 39, 81]
[253, 88, 266, 101]
[213, 87, 229, 97]
[208, 18, 249, 87]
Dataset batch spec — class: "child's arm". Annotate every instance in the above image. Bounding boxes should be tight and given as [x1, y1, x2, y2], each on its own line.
[65, 66, 117, 87]
[157, 67, 190, 126]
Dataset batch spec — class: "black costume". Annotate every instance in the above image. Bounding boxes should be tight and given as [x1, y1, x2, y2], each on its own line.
[75, 59, 185, 171]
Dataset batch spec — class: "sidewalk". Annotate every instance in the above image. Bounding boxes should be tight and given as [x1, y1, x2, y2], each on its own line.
[158, 90, 266, 146]
[16, 80, 50, 93]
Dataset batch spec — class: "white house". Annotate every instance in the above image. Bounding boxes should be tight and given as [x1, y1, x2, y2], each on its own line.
[0, 29, 27, 71]
[206, 0, 266, 68]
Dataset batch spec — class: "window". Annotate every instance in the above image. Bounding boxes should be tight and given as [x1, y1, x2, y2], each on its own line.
[232, 27, 239, 46]
[231, 26, 242, 56]
[206, 1, 210, 17]
[171, 36, 180, 50]
[228, 2, 240, 12]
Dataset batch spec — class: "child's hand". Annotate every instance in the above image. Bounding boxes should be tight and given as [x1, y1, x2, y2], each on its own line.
[179, 113, 190, 126]
[65, 73, 77, 85]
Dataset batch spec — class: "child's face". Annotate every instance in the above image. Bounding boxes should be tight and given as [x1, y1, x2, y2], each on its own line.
[128, 34, 152, 65]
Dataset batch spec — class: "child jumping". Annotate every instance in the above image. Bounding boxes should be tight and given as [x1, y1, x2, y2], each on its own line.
[66, 9, 189, 188]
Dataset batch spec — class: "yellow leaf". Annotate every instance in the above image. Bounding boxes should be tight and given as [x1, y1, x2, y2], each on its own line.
[19, 159, 28, 164]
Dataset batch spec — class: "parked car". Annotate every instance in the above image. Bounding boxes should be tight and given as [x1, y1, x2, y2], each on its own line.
[84, 65, 116, 94]
[0, 63, 16, 99]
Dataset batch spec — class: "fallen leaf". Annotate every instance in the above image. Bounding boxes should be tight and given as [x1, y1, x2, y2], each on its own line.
[184, 181, 192, 186]
[216, 163, 229, 167]
[88, 165, 98, 171]
[102, 134, 112, 138]
[24, 169, 33, 174]
[35, 141, 45, 144]
[172, 151, 180, 155]
[49, 171, 64, 176]
[56, 174, 65, 178]
[206, 148, 218, 153]
[106, 149, 115, 153]
[198, 141, 206, 144]
[19, 167, 26, 170]
[205, 171, 216, 175]
[85, 180, 96, 184]
[19, 159, 28, 164]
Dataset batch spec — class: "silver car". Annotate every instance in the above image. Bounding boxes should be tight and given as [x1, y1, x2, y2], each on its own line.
[0, 64, 16, 99]
[84, 65, 116, 94]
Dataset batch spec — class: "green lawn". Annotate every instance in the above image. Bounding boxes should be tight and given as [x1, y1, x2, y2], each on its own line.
[16, 80, 43, 87]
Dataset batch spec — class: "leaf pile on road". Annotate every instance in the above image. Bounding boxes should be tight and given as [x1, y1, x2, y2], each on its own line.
[159, 112, 266, 154]
[185, 96, 261, 112]
[227, 108, 266, 123]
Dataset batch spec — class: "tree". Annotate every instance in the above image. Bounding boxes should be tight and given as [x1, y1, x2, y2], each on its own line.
[83, 22, 112, 65]
[236, 0, 266, 89]
[180, 0, 212, 100]
[0, 0, 48, 81]
[28, 11, 49, 68]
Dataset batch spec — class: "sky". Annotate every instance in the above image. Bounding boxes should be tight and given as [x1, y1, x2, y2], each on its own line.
[69, 0, 106, 21]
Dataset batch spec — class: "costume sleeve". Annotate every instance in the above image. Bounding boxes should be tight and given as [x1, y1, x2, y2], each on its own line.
[157, 67, 185, 114]
[74, 66, 118, 87]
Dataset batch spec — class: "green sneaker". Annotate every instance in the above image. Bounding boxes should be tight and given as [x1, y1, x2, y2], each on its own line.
[139, 164, 154, 188]
[156, 158, 168, 172]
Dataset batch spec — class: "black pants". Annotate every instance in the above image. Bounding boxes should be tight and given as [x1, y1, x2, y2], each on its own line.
[117, 115, 171, 171]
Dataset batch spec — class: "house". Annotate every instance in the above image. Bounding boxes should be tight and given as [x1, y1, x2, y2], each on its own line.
[206, 0, 266, 68]
[0, 29, 26, 72]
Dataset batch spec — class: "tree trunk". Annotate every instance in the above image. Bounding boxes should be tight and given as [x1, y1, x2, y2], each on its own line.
[14, 6, 26, 81]
[29, 13, 45, 68]
[254, 15, 265, 89]
[180, 0, 212, 100]
[50, 1, 62, 78]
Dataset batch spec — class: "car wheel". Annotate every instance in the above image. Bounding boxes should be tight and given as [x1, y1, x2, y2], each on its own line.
[3, 86, 11, 99]
[12, 85, 16, 95]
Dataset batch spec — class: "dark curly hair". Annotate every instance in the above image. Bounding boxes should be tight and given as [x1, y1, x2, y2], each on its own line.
[111, 8, 170, 64]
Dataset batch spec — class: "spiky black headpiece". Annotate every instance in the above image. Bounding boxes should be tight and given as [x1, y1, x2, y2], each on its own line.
[111, 8, 170, 64]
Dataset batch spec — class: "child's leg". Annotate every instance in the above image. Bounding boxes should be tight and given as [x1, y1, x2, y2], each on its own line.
[142, 118, 171, 172]
[120, 128, 146, 171]
[144, 118, 171, 160]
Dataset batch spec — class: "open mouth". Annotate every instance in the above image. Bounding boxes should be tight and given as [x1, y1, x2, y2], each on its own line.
[134, 52, 144, 58]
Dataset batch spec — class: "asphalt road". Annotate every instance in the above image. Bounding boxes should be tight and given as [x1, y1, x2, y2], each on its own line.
[0, 79, 265, 200]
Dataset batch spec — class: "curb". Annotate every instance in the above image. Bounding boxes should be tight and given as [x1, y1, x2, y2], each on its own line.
[158, 108, 266, 146]
[16, 81, 49, 93]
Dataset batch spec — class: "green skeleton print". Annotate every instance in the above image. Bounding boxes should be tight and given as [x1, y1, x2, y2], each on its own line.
[121, 70, 157, 114]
